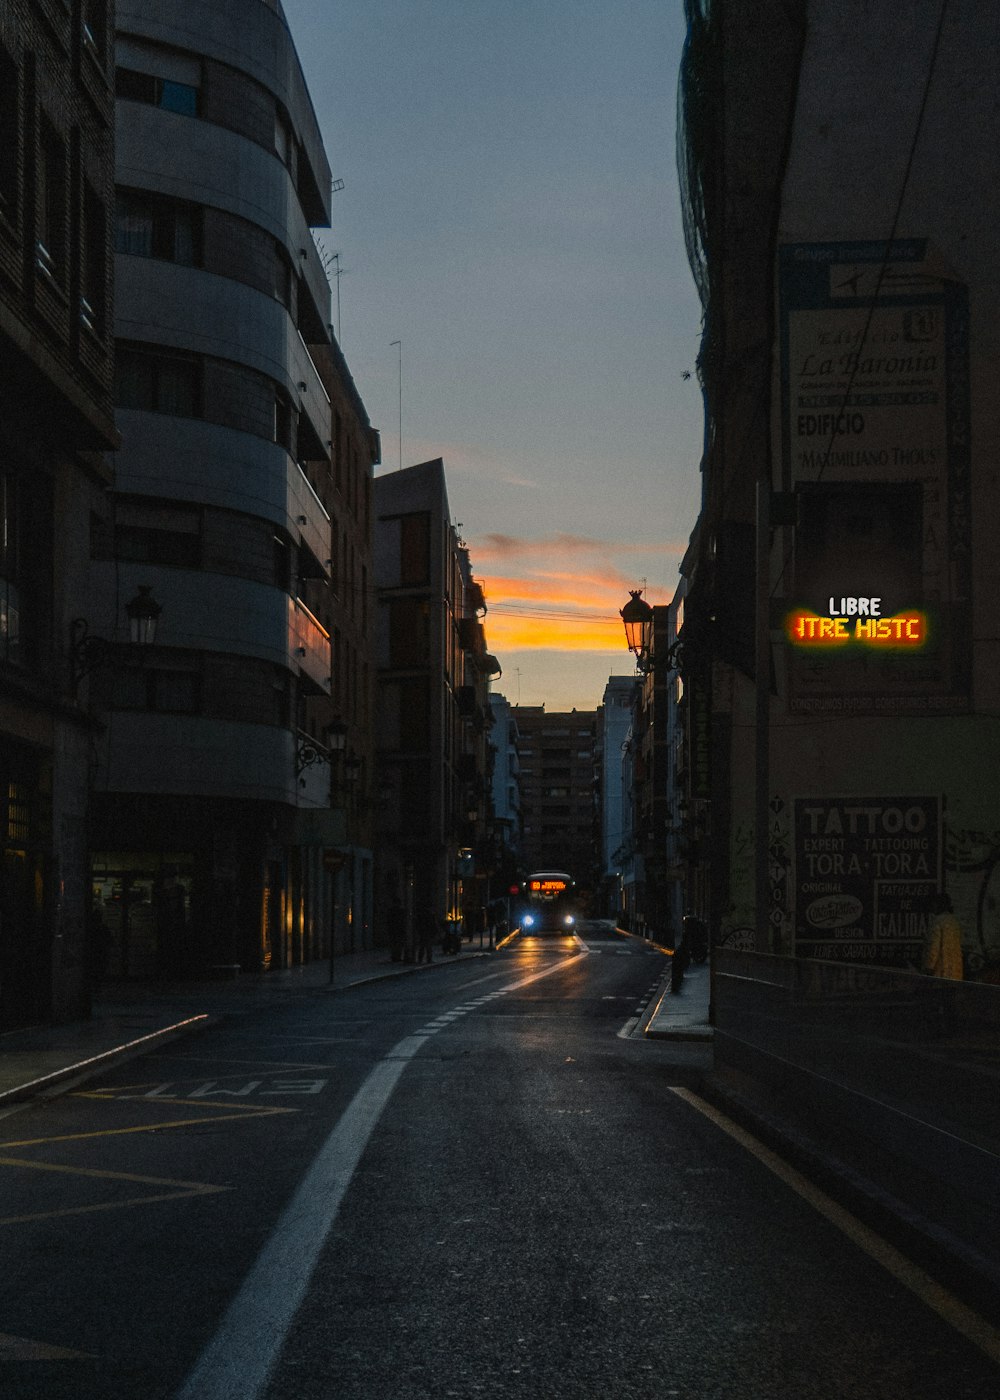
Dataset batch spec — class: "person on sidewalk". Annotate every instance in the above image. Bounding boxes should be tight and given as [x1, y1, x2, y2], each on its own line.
[923, 892, 964, 980]
[388, 897, 406, 963]
[416, 905, 437, 964]
[670, 923, 690, 994]
[87, 906, 112, 990]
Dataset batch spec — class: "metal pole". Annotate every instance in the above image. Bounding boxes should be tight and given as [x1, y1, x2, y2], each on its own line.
[755, 479, 771, 953]
[390, 340, 402, 469]
[329, 871, 336, 984]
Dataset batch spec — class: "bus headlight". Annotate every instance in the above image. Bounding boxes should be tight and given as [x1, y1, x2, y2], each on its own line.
[564, 915, 575, 926]
[521, 913, 535, 928]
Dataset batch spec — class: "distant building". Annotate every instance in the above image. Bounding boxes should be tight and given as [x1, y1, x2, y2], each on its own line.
[86, 0, 376, 977]
[599, 677, 638, 916]
[1, 0, 119, 1025]
[374, 459, 498, 950]
[516, 707, 599, 897]
[489, 693, 522, 861]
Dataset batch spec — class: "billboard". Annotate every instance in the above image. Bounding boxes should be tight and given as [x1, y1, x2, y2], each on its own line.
[778, 240, 970, 715]
[794, 795, 941, 966]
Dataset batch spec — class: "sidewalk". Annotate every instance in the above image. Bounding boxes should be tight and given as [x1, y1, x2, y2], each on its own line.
[643, 959, 713, 1041]
[0, 940, 494, 1109]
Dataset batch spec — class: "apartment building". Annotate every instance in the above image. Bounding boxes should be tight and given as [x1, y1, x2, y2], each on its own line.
[599, 676, 637, 918]
[85, 0, 376, 976]
[0, 0, 119, 1025]
[374, 459, 498, 950]
[516, 707, 599, 898]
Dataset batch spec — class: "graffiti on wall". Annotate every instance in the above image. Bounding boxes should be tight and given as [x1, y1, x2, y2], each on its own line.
[944, 825, 1000, 975]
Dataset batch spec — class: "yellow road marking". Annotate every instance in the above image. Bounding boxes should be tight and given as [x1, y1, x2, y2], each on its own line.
[0, 1153, 225, 1190]
[670, 1087, 1000, 1367]
[0, 1091, 297, 1230]
[0, 1153, 227, 1227]
[0, 1102, 294, 1149]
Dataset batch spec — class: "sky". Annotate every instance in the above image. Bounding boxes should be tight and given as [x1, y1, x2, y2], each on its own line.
[281, 0, 706, 710]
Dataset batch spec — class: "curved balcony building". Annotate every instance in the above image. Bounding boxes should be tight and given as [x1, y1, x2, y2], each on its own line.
[87, 0, 378, 977]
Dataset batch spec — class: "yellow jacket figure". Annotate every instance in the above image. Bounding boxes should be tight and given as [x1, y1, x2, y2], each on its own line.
[923, 894, 964, 980]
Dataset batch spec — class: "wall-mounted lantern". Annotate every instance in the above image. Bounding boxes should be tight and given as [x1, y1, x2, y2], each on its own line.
[70, 585, 162, 698]
[620, 590, 654, 674]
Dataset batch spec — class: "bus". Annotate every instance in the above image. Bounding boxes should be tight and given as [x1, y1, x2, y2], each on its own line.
[516, 871, 578, 933]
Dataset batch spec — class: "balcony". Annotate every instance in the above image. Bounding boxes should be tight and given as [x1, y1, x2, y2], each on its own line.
[289, 596, 331, 692]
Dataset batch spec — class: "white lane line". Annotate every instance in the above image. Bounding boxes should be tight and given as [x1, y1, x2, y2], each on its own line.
[175, 944, 588, 1400]
[670, 1087, 1000, 1367]
[175, 1042, 422, 1400]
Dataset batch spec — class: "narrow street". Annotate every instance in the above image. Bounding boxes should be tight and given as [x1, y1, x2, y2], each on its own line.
[2, 927, 997, 1400]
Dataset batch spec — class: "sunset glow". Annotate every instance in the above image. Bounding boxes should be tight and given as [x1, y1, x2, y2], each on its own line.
[470, 533, 683, 654]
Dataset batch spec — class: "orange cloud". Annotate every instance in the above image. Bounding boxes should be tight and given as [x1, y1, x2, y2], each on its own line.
[466, 531, 682, 656]
[486, 612, 623, 651]
[473, 532, 684, 563]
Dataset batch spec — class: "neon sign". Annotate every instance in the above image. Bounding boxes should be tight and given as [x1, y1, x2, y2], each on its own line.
[786, 606, 926, 647]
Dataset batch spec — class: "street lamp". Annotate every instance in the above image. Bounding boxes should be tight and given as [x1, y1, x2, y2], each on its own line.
[296, 718, 348, 775]
[125, 584, 162, 645]
[620, 590, 654, 674]
[70, 585, 162, 698]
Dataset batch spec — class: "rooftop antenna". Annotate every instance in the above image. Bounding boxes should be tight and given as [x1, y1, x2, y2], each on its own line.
[332, 252, 343, 344]
[390, 340, 402, 469]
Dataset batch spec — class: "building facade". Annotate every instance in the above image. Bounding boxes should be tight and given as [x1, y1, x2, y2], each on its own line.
[373, 459, 498, 952]
[86, 0, 375, 977]
[516, 707, 600, 901]
[1, 0, 119, 1025]
[599, 676, 637, 917]
[678, 0, 1000, 973]
[489, 691, 522, 865]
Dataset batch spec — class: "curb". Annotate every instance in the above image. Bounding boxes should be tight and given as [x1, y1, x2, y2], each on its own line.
[701, 1073, 1000, 1327]
[0, 1015, 214, 1107]
[0, 950, 497, 1107]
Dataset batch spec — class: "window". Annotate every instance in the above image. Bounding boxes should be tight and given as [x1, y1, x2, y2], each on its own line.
[273, 532, 291, 591]
[110, 665, 201, 713]
[389, 597, 430, 667]
[0, 471, 22, 663]
[115, 189, 201, 265]
[274, 242, 292, 308]
[274, 392, 293, 452]
[274, 108, 293, 166]
[37, 117, 66, 283]
[114, 501, 201, 568]
[399, 677, 429, 752]
[400, 511, 431, 586]
[115, 346, 201, 417]
[0, 45, 17, 220]
[81, 185, 106, 335]
[795, 481, 923, 615]
[116, 67, 199, 116]
[82, 0, 108, 56]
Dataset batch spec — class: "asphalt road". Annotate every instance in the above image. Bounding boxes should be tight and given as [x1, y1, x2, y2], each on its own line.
[1, 923, 998, 1399]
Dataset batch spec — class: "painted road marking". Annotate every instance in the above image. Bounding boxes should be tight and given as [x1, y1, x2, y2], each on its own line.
[0, 1154, 227, 1227]
[175, 943, 589, 1400]
[670, 1087, 1000, 1368]
[0, 1098, 294, 1229]
[0, 1102, 294, 1150]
